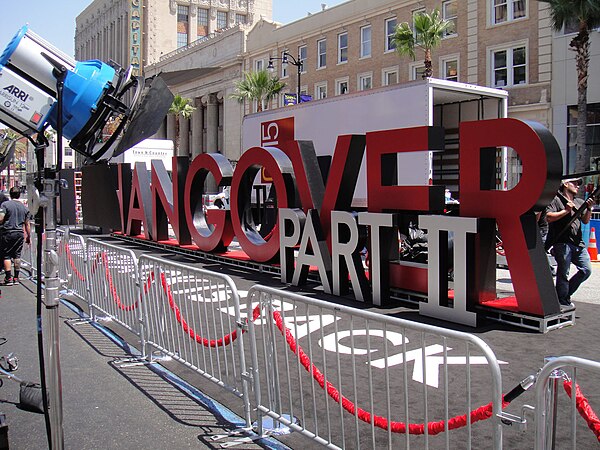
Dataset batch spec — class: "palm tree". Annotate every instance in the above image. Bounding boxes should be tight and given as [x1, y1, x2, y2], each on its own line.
[391, 8, 452, 79]
[230, 70, 286, 112]
[541, 0, 600, 173]
[168, 95, 196, 156]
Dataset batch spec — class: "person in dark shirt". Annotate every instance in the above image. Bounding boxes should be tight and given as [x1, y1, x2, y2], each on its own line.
[0, 186, 31, 285]
[546, 177, 594, 309]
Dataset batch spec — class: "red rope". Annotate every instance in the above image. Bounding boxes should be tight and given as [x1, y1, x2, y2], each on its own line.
[102, 252, 142, 312]
[159, 272, 260, 347]
[272, 309, 507, 434]
[157, 273, 508, 434]
[563, 380, 600, 442]
[65, 243, 86, 281]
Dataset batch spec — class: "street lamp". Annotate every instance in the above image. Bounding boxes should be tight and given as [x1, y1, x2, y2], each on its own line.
[268, 51, 303, 104]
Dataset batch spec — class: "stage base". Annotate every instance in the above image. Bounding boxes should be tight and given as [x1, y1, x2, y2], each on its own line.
[111, 234, 573, 333]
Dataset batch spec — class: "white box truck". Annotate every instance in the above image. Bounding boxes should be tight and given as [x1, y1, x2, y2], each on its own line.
[242, 78, 509, 207]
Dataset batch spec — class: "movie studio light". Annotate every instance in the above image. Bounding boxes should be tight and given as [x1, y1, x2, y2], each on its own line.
[0, 25, 173, 162]
[0, 25, 174, 450]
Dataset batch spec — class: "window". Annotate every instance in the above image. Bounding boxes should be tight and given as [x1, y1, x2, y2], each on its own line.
[567, 103, 600, 173]
[441, 57, 459, 81]
[442, 1, 458, 37]
[358, 72, 373, 91]
[216, 11, 227, 30]
[235, 14, 247, 25]
[382, 67, 398, 86]
[385, 17, 397, 52]
[491, 44, 527, 87]
[64, 162, 73, 169]
[298, 45, 307, 73]
[315, 82, 327, 99]
[338, 32, 348, 64]
[336, 77, 349, 95]
[65, 148, 73, 156]
[255, 59, 264, 72]
[360, 25, 371, 58]
[317, 39, 326, 69]
[492, 0, 526, 25]
[280, 51, 288, 78]
[197, 8, 209, 37]
[410, 62, 426, 80]
[177, 5, 189, 48]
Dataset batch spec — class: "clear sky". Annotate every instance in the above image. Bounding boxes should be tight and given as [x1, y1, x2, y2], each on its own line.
[0, 0, 346, 59]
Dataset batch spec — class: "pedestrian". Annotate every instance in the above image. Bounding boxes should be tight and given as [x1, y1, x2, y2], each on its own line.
[536, 209, 557, 276]
[0, 186, 31, 285]
[546, 177, 594, 310]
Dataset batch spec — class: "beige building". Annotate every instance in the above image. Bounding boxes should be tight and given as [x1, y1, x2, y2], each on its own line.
[75, 0, 272, 74]
[75, 0, 272, 166]
[551, 26, 600, 174]
[76, 0, 559, 172]
[247, 0, 552, 129]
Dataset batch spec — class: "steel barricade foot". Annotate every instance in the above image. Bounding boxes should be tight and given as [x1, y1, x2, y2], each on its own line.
[112, 356, 153, 368]
[208, 427, 253, 441]
[252, 414, 299, 436]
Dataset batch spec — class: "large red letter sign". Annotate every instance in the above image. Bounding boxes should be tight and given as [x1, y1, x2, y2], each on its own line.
[460, 118, 562, 315]
[184, 153, 234, 252]
[230, 147, 297, 262]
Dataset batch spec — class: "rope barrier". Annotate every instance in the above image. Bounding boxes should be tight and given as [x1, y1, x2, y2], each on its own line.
[563, 380, 600, 442]
[65, 243, 86, 282]
[159, 272, 260, 347]
[156, 272, 515, 435]
[102, 252, 143, 312]
[271, 308, 509, 434]
[73, 245, 600, 441]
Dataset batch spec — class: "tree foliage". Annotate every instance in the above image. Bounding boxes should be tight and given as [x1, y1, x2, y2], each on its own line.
[541, 0, 600, 172]
[391, 8, 451, 79]
[230, 70, 286, 112]
[168, 94, 196, 156]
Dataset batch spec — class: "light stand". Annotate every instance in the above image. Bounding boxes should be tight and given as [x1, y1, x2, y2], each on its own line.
[268, 51, 303, 104]
[30, 56, 70, 450]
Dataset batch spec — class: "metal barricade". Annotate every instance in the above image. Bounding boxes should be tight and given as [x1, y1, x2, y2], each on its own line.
[58, 229, 87, 299]
[246, 285, 504, 449]
[20, 227, 38, 279]
[86, 239, 142, 341]
[535, 356, 600, 449]
[139, 254, 251, 427]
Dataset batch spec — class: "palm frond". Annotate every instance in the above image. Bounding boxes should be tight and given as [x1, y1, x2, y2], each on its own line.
[391, 8, 450, 78]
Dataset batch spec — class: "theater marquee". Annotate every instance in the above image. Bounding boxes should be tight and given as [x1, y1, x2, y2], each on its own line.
[130, 0, 142, 76]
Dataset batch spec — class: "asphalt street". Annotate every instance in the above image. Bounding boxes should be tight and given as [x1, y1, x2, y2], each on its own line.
[3, 234, 600, 449]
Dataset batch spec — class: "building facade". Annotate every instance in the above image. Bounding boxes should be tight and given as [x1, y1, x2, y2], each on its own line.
[75, 0, 272, 74]
[551, 28, 600, 174]
[75, 0, 600, 178]
[75, 0, 272, 167]
[246, 0, 552, 130]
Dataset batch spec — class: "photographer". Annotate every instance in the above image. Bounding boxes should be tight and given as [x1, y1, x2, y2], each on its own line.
[546, 177, 594, 310]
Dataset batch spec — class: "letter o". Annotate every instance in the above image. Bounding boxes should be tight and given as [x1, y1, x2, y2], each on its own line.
[184, 153, 234, 251]
[231, 147, 297, 262]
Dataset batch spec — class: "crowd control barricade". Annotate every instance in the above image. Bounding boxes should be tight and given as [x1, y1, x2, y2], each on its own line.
[21, 230, 37, 278]
[535, 356, 600, 449]
[246, 285, 504, 449]
[58, 229, 87, 299]
[139, 254, 252, 427]
[86, 238, 143, 344]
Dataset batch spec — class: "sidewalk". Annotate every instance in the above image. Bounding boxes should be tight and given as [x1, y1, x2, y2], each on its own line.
[0, 279, 287, 449]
